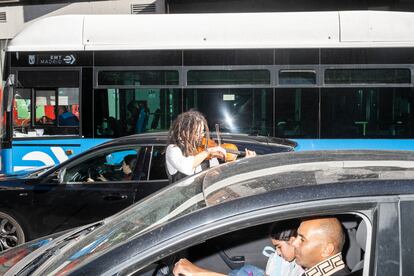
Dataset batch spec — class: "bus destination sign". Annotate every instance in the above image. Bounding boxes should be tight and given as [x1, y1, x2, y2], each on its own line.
[28, 54, 77, 65]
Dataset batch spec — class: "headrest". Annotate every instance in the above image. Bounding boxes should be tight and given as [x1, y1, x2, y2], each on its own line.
[356, 220, 367, 251]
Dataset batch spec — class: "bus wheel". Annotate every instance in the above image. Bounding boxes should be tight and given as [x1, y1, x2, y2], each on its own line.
[0, 211, 25, 251]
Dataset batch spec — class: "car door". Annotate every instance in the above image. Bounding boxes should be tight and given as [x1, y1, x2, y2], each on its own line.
[31, 146, 143, 237]
[132, 145, 169, 202]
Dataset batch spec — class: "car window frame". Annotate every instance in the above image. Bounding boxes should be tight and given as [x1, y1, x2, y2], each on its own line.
[147, 145, 168, 181]
[42, 144, 149, 185]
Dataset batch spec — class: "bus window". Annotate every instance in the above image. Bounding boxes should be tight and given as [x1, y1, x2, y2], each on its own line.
[187, 70, 270, 85]
[94, 88, 180, 138]
[278, 70, 316, 85]
[184, 88, 273, 136]
[321, 88, 414, 138]
[33, 89, 80, 136]
[275, 88, 319, 138]
[35, 90, 55, 125]
[98, 70, 179, 86]
[13, 89, 31, 134]
[57, 88, 79, 127]
[324, 68, 411, 84]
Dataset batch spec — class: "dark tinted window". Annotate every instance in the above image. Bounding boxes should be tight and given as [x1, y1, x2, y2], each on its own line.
[187, 70, 270, 85]
[325, 69, 411, 84]
[401, 200, 414, 275]
[17, 71, 79, 87]
[94, 88, 180, 138]
[279, 70, 316, 85]
[275, 88, 319, 138]
[321, 88, 414, 138]
[149, 146, 167, 180]
[274, 49, 319, 65]
[184, 88, 273, 135]
[321, 48, 414, 64]
[184, 49, 273, 65]
[94, 50, 182, 66]
[98, 71, 179, 86]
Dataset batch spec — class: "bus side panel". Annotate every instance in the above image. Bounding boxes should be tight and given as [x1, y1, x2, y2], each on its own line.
[294, 139, 414, 151]
[0, 148, 13, 174]
[9, 138, 109, 173]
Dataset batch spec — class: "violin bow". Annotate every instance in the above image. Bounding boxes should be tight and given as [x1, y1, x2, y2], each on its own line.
[215, 124, 222, 146]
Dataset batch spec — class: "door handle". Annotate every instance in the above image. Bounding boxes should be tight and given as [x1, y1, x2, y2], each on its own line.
[217, 247, 245, 270]
[102, 193, 128, 201]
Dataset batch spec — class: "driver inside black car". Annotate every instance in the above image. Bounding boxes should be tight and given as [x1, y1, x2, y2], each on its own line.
[86, 154, 137, 182]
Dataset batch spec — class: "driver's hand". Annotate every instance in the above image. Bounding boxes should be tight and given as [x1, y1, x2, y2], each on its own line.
[173, 258, 222, 276]
[86, 177, 95, 182]
[97, 174, 108, 182]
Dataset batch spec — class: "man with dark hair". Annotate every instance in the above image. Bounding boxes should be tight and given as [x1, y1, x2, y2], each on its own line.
[292, 217, 350, 276]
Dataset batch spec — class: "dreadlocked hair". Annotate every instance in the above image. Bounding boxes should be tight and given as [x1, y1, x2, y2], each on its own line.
[168, 111, 209, 156]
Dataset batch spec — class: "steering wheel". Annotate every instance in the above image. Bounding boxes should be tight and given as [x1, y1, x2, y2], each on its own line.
[87, 167, 99, 180]
[154, 255, 177, 276]
[154, 252, 187, 276]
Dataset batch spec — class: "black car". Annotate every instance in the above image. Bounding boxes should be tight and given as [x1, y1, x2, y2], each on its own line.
[0, 132, 295, 251]
[1, 150, 414, 275]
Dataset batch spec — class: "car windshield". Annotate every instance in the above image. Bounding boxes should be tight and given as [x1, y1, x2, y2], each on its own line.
[35, 171, 207, 275]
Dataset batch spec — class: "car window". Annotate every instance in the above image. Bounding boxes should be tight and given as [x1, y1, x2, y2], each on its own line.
[148, 146, 168, 180]
[127, 213, 368, 276]
[62, 147, 141, 183]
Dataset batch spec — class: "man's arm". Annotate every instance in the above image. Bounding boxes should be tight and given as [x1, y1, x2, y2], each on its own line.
[173, 258, 226, 276]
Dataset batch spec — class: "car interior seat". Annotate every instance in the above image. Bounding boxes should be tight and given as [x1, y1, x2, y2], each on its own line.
[352, 219, 367, 272]
[342, 220, 359, 269]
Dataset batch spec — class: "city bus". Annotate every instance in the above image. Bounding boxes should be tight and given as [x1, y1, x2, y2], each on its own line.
[3, 10, 414, 174]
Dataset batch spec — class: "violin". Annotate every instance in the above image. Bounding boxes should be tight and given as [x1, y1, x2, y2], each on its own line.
[197, 124, 246, 162]
[198, 137, 245, 162]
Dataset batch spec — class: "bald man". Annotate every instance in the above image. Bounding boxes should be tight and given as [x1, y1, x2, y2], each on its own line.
[292, 217, 350, 276]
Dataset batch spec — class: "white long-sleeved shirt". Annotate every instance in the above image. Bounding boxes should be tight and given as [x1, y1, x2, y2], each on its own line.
[166, 144, 219, 176]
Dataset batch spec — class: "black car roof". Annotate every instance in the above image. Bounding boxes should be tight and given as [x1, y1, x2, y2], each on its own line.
[201, 150, 414, 206]
[99, 131, 297, 148]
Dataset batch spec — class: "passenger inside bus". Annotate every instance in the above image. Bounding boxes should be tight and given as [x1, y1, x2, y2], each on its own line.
[37, 116, 54, 124]
[126, 100, 149, 134]
[58, 106, 79, 127]
[97, 117, 121, 137]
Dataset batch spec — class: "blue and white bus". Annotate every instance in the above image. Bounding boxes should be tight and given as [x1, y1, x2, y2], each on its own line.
[3, 10, 414, 174]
